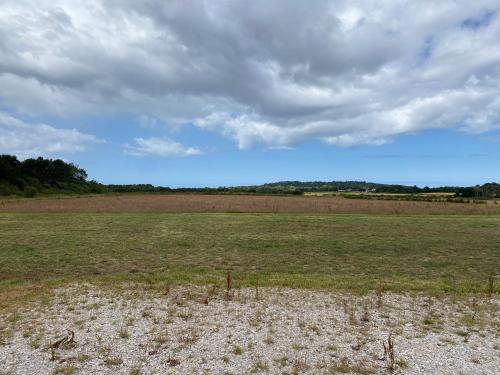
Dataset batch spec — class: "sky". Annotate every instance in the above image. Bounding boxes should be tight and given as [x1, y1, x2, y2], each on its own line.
[0, 0, 499, 187]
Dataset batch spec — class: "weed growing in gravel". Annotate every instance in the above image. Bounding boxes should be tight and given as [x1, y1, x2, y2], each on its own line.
[264, 334, 275, 345]
[0, 327, 13, 345]
[291, 358, 309, 374]
[153, 333, 168, 344]
[251, 359, 269, 372]
[361, 303, 370, 322]
[53, 365, 77, 375]
[179, 326, 199, 346]
[395, 357, 408, 369]
[326, 343, 337, 351]
[76, 353, 90, 362]
[439, 337, 457, 345]
[487, 275, 494, 296]
[129, 368, 143, 375]
[22, 328, 33, 338]
[309, 324, 320, 335]
[273, 355, 289, 367]
[29, 333, 43, 349]
[376, 286, 384, 308]
[383, 334, 395, 371]
[104, 356, 123, 366]
[292, 343, 307, 350]
[330, 356, 375, 374]
[119, 326, 129, 339]
[233, 345, 243, 355]
[167, 307, 177, 317]
[74, 319, 85, 329]
[255, 274, 260, 300]
[225, 272, 233, 300]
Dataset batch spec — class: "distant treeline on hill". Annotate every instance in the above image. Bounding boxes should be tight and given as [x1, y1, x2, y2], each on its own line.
[1, 154, 499, 197]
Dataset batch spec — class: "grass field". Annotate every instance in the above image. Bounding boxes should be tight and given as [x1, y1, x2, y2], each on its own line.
[1, 212, 499, 309]
[1, 193, 500, 214]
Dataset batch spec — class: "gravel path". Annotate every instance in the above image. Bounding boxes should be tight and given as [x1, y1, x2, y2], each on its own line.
[1, 285, 498, 374]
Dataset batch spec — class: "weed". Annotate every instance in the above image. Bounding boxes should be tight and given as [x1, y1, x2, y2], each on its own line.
[119, 326, 129, 339]
[179, 327, 199, 346]
[488, 275, 494, 296]
[361, 303, 370, 322]
[22, 328, 33, 338]
[233, 345, 243, 355]
[330, 357, 375, 374]
[264, 335, 275, 345]
[395, 357, 408, 369]
[255, 274, 260, 300]
[156, 335, 169, 346]
[104, 356, 123, 366]
[225, 272, 233, 300]
[76, 353, 90, 362]
[383, 333, 395, 371]
[53, 366, 76, 375]
[252, 359, 269, 372]
[292, 343, 307, 350]
[273, 356, 289, 367]
[167, 356, 180, 366]
[376, 285, 384, 308]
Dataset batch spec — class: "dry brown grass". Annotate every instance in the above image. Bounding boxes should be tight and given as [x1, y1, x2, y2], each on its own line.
[1, 193, 499, 214]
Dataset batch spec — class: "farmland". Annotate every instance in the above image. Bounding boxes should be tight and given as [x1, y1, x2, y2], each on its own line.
[1, 202, 499, 304]
[1, 194, 499, 374]
[1, 193, 500, 214]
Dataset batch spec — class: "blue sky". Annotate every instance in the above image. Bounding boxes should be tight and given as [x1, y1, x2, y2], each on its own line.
[0, 1, 499, 187]
[39, 112, 500, 187]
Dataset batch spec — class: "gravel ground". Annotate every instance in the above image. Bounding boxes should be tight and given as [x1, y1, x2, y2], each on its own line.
[0, 285, 498, 374]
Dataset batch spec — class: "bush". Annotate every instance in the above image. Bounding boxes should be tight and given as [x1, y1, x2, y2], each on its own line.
[24, 186, 38, 198]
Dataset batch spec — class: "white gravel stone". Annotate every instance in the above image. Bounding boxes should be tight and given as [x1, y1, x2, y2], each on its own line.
[0, 285, 498, 374]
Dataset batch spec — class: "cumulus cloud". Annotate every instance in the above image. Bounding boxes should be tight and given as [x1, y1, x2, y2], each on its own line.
[0, 0, 499, 148]
[0, 111, 102, 159]
[124, 137, 203, 158]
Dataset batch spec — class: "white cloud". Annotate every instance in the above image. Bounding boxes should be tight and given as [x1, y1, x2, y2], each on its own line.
[0, 0, 499, 148]
[0, 111, 103, 159]
[123, 137, 203, 158]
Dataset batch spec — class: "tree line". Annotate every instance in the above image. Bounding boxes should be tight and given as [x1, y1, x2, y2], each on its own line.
[0, 154, 498, 197]
[0, 154, 101, 197]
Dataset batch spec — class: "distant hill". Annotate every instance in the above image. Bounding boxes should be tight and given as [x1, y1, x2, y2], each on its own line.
[1, 154, 498, 197]
[255, 180, 455, 194]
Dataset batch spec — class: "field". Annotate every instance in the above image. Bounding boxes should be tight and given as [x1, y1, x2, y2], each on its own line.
[1, 210, 499, 308]
[1, 194, 499, 374]
[1, 193, 500, 214]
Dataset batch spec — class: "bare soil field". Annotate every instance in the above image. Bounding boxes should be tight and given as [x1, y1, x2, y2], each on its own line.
[1, 193, 499, 214]
[1, 285, 498, 375]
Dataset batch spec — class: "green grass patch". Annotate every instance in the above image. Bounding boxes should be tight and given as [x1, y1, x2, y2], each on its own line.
[0, 213, 499, 307]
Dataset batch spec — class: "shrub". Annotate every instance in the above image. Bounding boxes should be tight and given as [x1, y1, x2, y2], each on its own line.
[24, 186, 38, 198]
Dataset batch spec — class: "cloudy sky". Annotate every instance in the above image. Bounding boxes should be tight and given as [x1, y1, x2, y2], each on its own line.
[1, 0, 499, 186]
